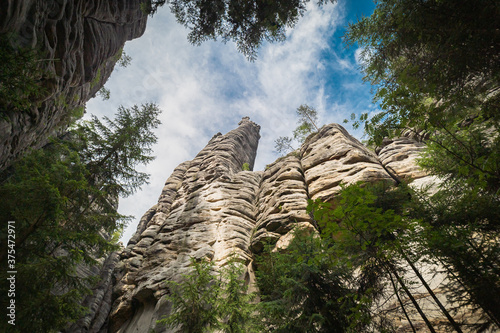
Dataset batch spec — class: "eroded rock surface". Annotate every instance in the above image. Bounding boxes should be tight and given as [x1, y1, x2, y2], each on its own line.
[301, 124, 396, 200]
[0, 0, 148, 171]
[109, 118, 261, 333]
[378, 136, 428, 181]
[101, 120, 481, 333]
[104, 120, 437, 333]
[65, 252, 120, 333]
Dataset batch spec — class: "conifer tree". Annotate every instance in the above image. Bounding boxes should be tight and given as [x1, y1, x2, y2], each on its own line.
[158, 258, 221, 333]
[345, 1, 500, 327]
[157, 257, 259, 333]
[256, 229, 368, 332]
[275, 104, 320, 155]
[0, 103, 161, 332]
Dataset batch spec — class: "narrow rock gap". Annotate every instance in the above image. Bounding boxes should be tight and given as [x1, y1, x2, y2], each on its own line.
[377, 156, 402, 185]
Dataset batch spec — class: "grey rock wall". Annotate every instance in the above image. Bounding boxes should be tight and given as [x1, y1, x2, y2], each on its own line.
[106, 119, 438, 333]
[0, 0, 148, 171]
[109, 118, 261, 332]
[65, 252, 120, 333]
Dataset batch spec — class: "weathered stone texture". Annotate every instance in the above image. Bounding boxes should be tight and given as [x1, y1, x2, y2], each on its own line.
[97, 120, 485, 333]
[0, 0, 148, 171]
[105, 121, 408, 333]
[65, 252, 120, 333]
[378, 136, 428, 181]
[109, 118, 261, 333]
[301, 124, 395, 201]
[106, 120, 438, 333]
[251, 154, 311, 253]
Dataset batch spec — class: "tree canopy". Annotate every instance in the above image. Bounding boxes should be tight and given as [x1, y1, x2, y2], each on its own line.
[343, 2, 500, 327]
[157, 257, 259, 333]
[275, 104, 320, 155]
[0, 103, 161, 332]
[146, 0, 335, 60]
[345, 0, 500, 144]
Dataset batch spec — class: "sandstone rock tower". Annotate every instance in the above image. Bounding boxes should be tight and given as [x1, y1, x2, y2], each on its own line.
[106, 117, 432, 333]
[110, 117, 262, 332]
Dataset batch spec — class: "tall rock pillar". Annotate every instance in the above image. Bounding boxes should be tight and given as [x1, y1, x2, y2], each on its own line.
[109, 117, 261, 333]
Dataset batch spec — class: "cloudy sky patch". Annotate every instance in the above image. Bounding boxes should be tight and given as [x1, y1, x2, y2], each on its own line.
[85, 0, 376, 243]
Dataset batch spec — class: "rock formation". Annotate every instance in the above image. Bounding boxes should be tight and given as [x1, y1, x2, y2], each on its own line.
[109, 117, 262, 332]
[97, 117, 470, 333]
[57, 116, 489, 332]
[0, 0, 148, 171]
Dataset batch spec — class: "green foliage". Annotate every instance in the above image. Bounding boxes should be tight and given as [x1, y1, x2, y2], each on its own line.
[0, 103, 161, 332]
[219, 260, 260, 333]
[345, 0, 500, 145]
[0, 141, 121, 332]
[308, 180, 499, 329]
[275, 104, 321, 156]
[0, 34, 48, 113]
[418, 119, 500, 194]
[343, 112, 368, 131]
[97, 87, 111, 100]
[292, 122, 315, 144]
[294, 104, 319, 137]
[159, 258, 221, 333]
[345, 4, 500, 325]
[311, 182, 411, 259]
[110, 224, 125, 245]
[114, 49, 132, 68]
[241, 163, 250, 171]
[304, 182, 423, 331]
[408, 178, 500, 327]
[146, 0, 336, 60]
[256, 228, 371, 332]
[274, 136, 295, 155]
[90, 68, 102, 89]
[77, 103, 161, 197]
[158, 257, 259, 333]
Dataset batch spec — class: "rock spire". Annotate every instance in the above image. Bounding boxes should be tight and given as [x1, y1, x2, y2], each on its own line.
[106, 119, 434, 333]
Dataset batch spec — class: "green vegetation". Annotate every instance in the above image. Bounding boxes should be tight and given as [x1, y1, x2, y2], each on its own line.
[257, 181, 474, 332]
[90, 68, 102, 89]
[275, 104, 320, 155]
[339, 0, 500, 329]
[113, 48, 132, 68]
[144, 0, 336, 60]
[158, 257, 259, 333]
[0, 103, 161, 332]
[0, 34, 48, 113]
[167, 180, 478, 332]
[1, 0, 498, 331]
[159, 258, 220, 333]
[97, 87, 111, 100]
[256, 229, 370, 332]
[241, 163, 250, 171]
[344, 0, 499, 145]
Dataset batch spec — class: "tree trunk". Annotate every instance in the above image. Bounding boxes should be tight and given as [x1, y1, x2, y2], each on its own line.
[388, 271, 417, 333]
[401, 251, 464, 333]
[389, 265, 437, 333]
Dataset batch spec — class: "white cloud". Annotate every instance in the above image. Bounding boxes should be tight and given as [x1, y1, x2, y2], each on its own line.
[85, 1, 375, 243]
[354, 47, 364, 65]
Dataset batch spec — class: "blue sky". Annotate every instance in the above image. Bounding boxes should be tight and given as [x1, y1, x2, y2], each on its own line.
[85, 0, 377, 243]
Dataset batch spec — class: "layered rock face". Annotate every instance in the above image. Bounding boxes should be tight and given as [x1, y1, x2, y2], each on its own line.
[105, 119, 448, 333]
[110, 118, 262, 332]
[66, 252, 121, 333]
[0, 0, 148, 170]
